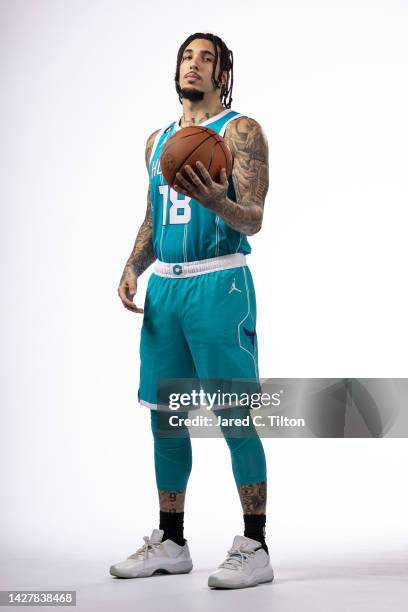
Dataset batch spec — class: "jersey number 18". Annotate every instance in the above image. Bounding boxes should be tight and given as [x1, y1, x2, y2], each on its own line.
[159, 185, 191, 225]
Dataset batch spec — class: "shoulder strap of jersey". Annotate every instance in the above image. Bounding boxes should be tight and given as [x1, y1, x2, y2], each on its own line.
[148, 121, 177, 167]
[218, 111, 244, 137]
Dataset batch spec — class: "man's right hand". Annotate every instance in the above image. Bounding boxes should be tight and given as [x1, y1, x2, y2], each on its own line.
[118, 265, 144, 314]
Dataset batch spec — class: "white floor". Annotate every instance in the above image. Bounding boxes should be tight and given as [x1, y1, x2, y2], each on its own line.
[1, 551, 407, 612]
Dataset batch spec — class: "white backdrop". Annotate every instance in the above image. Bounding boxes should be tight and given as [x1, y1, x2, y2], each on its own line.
[1, 0, 407, 569]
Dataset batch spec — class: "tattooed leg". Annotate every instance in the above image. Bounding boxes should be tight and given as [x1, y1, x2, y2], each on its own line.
[158, 489, 186, 513]
[158, 489, 186, 545]
[237, 481, 267, 514]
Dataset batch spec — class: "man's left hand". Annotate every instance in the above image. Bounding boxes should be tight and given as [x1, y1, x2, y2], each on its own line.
[173, 160, 228, 212]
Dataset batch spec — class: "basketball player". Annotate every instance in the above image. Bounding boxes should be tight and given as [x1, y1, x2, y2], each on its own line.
[112, 32, 272, 589]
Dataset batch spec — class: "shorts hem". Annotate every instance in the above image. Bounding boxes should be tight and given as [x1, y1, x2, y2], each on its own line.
[139, 398, 193, 412]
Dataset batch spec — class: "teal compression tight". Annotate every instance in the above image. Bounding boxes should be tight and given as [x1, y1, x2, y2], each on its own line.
[150, 407, 267, 491]
[150, 410, 193, 491]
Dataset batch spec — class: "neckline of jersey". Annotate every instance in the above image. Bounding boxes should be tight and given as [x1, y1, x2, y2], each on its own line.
[172, 108, 232, 132]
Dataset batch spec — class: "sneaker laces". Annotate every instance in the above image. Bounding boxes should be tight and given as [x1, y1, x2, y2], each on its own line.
[128, 536, 162, 560]
[218, 544, 256, 570]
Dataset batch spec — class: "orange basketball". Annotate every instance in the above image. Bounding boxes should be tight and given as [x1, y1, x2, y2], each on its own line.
[160, 126, 232, 188]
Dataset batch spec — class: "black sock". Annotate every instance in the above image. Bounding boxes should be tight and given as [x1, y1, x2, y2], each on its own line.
[159, 511, 185, 546]
[243, 513, 268, 554]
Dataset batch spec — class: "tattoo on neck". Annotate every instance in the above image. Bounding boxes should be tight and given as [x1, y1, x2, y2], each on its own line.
[181, 110, 220, 128]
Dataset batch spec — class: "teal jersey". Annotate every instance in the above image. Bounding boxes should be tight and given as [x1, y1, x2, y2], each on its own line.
[148, 109, 252, 263]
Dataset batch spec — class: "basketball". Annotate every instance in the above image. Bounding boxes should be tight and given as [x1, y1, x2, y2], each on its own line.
[160, 126, 233, 188]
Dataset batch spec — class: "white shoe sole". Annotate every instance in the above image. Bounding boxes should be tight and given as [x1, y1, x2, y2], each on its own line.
[110, 559, 193, 579]
[208, 565, 274, 589]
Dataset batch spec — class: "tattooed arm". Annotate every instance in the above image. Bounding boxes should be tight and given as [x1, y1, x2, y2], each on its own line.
[223, 117, 269, 235]
[173, 116, 269, 236]
[117, 128, 159, 313]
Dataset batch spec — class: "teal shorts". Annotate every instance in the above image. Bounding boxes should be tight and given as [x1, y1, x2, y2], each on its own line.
[138, 262, 260, 410]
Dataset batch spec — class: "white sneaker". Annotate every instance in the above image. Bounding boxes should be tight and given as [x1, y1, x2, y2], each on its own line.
[208, 535, 274, 589]
[110, 529, 193, 578]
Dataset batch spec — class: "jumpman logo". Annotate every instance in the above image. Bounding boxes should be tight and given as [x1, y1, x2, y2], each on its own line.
[229, 277, 242, 294]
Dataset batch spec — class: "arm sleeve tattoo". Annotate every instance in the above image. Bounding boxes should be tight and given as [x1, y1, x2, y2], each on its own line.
[123, 129, 160, 278]
[220, 116, 269, 236]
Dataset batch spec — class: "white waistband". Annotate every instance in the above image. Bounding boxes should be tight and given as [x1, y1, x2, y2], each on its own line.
[153, 253, 247, 278]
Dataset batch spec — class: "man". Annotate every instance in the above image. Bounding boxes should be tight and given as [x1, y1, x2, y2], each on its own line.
[112, 32, 272, 590]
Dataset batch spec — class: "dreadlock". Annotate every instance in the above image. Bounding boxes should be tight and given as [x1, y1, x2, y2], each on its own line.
[174, 32, 234, 109]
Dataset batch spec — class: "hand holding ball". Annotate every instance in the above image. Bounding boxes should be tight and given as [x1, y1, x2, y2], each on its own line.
[160, 126, 232, 189]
